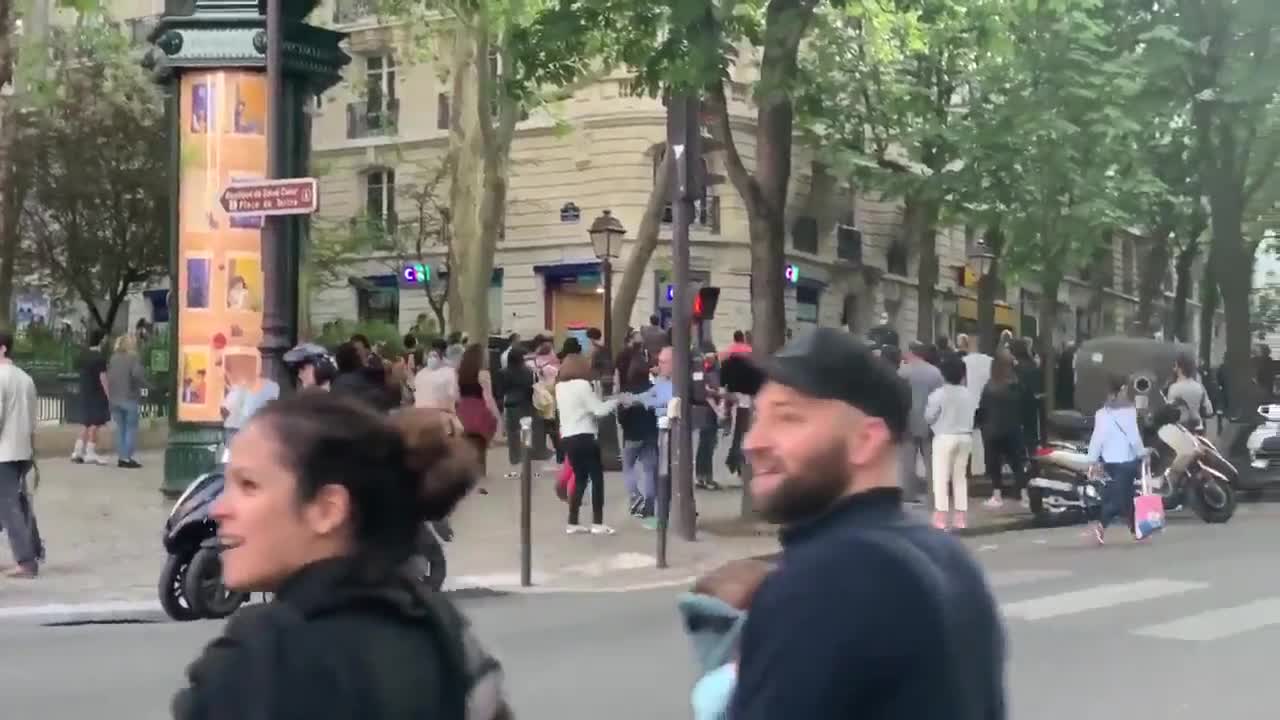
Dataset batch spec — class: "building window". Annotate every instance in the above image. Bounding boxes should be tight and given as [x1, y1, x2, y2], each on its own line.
[437, 93, 451, 130]
[796, 285, 820, 324]
[365, 169, 396, 232]
[364, 55, 397, 131]
[836, 224, 862, 262]
[792, 217, 819, 254]
[886, 239, 909, 276]
[356, 285, 399, 325]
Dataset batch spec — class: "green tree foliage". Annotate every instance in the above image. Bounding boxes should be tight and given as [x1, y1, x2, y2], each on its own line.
[798, 0, 1009, 341]
[10, 20, 166, 333]
[1139, 0, 1280, 410]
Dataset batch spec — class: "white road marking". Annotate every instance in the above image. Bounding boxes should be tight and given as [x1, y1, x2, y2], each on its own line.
[1133, 597, 1280, 642]
[977, 544, 999, 552]
[987, 569, 1073, 588]
[0, 600, 160, 619]
[1002, 579, 1209, 621]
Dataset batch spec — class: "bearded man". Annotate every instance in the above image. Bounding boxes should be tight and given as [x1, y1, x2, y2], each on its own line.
[720, 328, 1006, 720]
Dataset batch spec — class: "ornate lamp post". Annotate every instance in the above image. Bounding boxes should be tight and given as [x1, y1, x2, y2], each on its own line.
[588, 209, 625, 472]
[143, 0, 349, 495]
[589, 209, 626, 358]
[968, 239, 998, 353]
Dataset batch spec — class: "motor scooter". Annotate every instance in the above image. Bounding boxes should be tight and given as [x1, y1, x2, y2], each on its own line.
[159, 447, 249, 621]
[159, 447, 453, 622]
[1026, 407, 1238, 526]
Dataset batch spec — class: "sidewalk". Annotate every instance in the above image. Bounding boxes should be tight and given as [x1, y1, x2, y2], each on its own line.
[0, 443, 1040, 611]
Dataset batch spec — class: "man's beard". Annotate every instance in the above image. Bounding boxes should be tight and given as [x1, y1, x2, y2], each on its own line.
[755, 440, 851, 526]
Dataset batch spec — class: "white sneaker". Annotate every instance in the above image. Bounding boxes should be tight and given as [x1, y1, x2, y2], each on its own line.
[566, 524, 590, 535]
[984, 495, 1003, 509]
[590, 524, 616, 536]
[84, 453, 107, 466]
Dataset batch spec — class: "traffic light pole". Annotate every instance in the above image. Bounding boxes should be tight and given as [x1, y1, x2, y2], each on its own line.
[668, 93, 700, 542]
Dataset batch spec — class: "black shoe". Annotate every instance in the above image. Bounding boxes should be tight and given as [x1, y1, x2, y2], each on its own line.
[118, 459, 142, 469]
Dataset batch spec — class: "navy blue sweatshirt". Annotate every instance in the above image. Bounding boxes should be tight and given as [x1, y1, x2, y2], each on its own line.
[730, 488, 1006, 720]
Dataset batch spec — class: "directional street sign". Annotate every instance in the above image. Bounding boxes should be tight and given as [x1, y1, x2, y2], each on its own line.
[219, 177, 319, 217]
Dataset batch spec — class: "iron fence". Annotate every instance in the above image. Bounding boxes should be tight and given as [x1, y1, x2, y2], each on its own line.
[29, 372, 169, 425]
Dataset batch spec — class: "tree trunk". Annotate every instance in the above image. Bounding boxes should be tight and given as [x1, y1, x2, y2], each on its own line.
[1170, 240, 1198, 342]
[705, 0, 820, 355]
[447, 20, 514, 346]
[1084, 238, 1109, 341]
[910, 195, 941, 343]
[0, 107, 20, 327]
[0, 0, 21, 329]
[610, 148, 672, 351]
[1135, 225, 1173, 336]
[1209, 191, 1255, 414]
[1199, 243, 1218, 372]
[1037, 273, 1062, 414]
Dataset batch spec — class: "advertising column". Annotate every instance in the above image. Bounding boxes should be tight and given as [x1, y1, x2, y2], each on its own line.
[175, 71, 268, 423]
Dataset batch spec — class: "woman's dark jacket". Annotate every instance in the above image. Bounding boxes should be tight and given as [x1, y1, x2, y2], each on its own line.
[502, 364, 535, 411]
[977, 381, 1023, 441]
[172, 556, 509, 720]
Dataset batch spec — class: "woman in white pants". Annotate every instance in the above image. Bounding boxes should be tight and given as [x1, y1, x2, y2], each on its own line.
[925, 355, 978, 530]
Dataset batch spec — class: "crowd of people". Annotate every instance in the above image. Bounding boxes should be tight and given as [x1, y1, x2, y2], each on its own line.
[875, 330, 1048, 531]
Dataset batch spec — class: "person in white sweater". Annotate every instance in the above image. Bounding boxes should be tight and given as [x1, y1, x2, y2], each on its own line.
[554, 354, 621, 535]
[924, 354, 978, 530]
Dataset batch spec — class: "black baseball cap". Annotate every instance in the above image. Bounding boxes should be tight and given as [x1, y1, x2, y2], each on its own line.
[721, 327, 910, 440]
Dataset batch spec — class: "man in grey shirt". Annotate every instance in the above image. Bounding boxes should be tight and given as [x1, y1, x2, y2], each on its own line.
[898, 342, 944, 503]
[0, 331, 42, 578]
[1168, 354, 1213, 429]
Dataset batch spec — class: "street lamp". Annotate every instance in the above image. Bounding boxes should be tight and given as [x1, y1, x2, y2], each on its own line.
[968, 240, 996, 278]
[589, 209, 626, 358]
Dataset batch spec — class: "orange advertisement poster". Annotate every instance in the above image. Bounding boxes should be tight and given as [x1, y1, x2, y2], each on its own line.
[176, 70, 269, 423]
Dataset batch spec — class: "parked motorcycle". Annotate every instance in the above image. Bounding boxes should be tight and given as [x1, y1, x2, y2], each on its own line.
[1027, 407, 1238, 525]
[159, 447, 453, 622]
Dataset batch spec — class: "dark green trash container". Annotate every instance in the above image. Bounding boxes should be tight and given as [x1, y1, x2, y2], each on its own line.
[60, 372, 82, 426]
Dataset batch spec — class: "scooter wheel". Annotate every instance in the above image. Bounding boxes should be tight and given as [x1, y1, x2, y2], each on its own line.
[412, 533, 448, 591]
[1190, 478, 1237, 524]
[183, 546, 249, 619]
[159, 553, 200, 622]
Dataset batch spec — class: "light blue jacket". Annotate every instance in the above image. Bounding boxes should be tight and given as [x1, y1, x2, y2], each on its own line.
[1088, 404, 1144, 464]
[677, 592, 746, 720]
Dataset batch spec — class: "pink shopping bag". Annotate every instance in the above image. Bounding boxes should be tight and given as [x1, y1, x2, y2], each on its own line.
[1134, 464, 1165, 540]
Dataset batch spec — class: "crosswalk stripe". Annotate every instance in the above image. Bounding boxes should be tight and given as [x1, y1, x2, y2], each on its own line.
[987, 570, 1073, 588]
[1002, 579, 1208, 621]
[1133, 597, 1280, 642]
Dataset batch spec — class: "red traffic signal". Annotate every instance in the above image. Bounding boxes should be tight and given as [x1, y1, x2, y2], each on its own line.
[694, 286, 721, 319]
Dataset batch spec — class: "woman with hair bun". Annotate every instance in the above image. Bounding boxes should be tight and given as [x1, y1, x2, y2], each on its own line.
[172, 391, 510, 720]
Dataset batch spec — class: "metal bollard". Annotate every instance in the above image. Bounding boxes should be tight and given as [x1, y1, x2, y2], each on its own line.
[656, 415, 673, 569]
[519, 416, 534, 587]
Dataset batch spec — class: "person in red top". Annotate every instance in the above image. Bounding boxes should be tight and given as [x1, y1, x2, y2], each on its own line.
[721, 330, 752, 360]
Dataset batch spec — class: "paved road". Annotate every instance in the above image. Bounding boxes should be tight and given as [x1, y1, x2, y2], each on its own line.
[4, 505, 1280, 719]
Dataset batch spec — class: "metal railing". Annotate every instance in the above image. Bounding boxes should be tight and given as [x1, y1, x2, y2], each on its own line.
[30, 373, 169, 425]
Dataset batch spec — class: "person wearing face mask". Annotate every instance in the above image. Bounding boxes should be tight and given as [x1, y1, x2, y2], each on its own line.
[414, 339, 459, 414]
[720, 328, 1005, 720]
[173, 393, 510, 719]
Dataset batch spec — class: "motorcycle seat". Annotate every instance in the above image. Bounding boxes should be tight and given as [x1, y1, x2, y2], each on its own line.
[1047, 410, 1093, 438]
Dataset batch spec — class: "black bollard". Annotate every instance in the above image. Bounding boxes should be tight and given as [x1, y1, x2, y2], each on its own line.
[656, 415, 673, 569]
[519, 416, 533, 587]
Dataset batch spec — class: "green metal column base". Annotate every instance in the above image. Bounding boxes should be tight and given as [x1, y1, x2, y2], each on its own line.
[162, 424, 225, 497]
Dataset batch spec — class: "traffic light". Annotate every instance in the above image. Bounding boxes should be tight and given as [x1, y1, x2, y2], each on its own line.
[694, 287, 721, 319]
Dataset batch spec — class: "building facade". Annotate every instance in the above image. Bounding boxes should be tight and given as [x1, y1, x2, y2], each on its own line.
[101, 0, 1224, 358]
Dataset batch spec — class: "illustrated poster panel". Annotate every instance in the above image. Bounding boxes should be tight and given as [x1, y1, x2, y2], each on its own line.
[176, 70, 269, 423]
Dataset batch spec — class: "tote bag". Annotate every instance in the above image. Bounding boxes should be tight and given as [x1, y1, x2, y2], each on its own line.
[1133, 461, 1166, 540]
